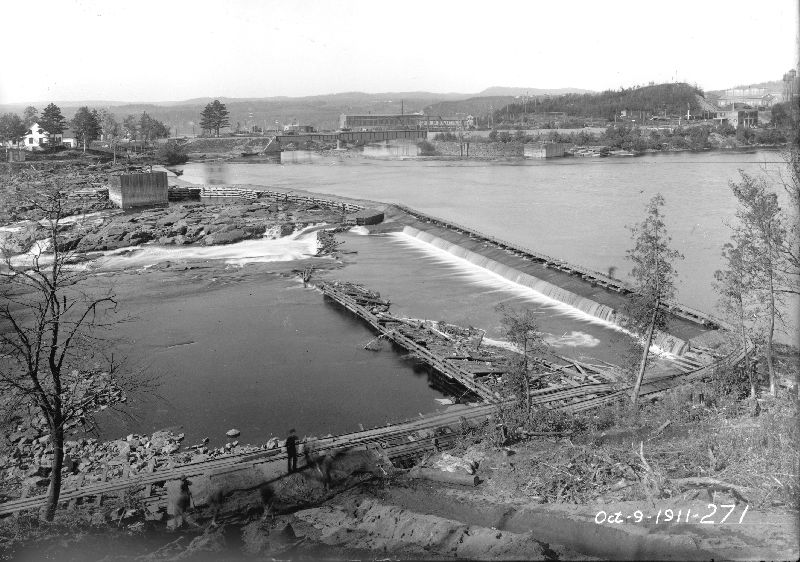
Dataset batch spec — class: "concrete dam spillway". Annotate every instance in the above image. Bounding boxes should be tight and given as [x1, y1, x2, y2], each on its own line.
[400, 225, 691, 356]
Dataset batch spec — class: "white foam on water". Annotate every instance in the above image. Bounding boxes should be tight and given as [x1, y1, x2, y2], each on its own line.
[6, 238, 52, 268]
[481, 337, 518, 352]
[546, 331, 601, 348]
[349, 226, 370, 236]
[388, 231, 679, 359]
[96, 226, 320, 270]
[0, 224, 26, 233]
[50, 211, 108, 227]
[7, 226, 321, 273]
[388, 231, 628, 332]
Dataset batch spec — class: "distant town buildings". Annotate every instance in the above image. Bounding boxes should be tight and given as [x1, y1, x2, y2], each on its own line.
[282, 124, 315, 134]
[339, 113, 474, 132]
[714, 109, 759, 128]
[716, 87, 776, 108]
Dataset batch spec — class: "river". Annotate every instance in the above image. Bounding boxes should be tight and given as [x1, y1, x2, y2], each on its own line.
[179, 149, 794, 319]
[45, 149, 798, 445]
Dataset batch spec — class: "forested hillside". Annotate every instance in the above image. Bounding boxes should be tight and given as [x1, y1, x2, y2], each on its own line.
[496, 83, 706, 120]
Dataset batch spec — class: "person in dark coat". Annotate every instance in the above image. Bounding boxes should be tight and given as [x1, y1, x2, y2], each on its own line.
[286, 429, 299, 474]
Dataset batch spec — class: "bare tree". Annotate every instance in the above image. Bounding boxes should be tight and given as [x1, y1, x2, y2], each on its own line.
[625, 194, 683, 405]
[98, 109, 122, 165]
[0, 176, 127, 521]
[496, 304, 547, 417]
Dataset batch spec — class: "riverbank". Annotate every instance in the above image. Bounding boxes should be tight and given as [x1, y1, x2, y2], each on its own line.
[2, 156, 796, 559]
[3, 382, 797, 560]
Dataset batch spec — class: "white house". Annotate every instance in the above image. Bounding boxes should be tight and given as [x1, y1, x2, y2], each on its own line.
[22, 122, 62, 150]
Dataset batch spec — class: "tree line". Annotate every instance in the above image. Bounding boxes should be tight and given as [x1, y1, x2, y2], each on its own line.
[493, 143, 797, 442]
[435, 122, 789, 152]
[0, 104, 171, 155]
[494, 83, 705, 122]
[0, 101, 796, 523]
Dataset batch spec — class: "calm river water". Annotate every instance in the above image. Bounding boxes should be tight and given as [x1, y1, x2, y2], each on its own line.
[180, 150, 792, 314]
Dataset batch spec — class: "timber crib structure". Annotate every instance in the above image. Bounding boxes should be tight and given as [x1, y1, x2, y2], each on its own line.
[321, 281, 499, 403]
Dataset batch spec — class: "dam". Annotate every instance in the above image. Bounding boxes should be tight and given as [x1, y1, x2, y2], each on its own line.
[0, 187, 749, 519]
[378, 204, 718, 357]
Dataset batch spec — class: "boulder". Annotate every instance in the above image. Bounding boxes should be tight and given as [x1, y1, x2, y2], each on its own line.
[129, 230, 154, 244]
[25, 464, 50, 478]
[204, 229, 247, 245]
[8, 431, 26, 444]
[226, 429, 241, 438]
[150, 431, 170, 451]
[155, 212, 188, 228]
[161, 442, 180, 455]
[103, 224, 129, 241]
[115, 440, 131, 457]
[22, 475, 49, 489]
[168, 222, 188, 237]
[266, 437, 279, 450]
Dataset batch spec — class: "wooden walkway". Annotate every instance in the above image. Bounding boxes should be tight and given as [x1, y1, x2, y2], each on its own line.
[0, 332, 747, 518]
[321, 283, 499, 403]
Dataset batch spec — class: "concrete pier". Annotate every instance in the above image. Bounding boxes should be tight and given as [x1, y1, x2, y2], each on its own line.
[108, 172, 169, 209]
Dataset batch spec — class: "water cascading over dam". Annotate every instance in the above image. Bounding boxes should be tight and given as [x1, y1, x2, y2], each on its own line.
[401, 226, 688, 355]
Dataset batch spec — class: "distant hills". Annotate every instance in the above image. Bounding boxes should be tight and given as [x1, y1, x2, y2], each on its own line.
[0, 87, 593, 133]
[707, 79, 786, 102]
[477, 86, 593, 97]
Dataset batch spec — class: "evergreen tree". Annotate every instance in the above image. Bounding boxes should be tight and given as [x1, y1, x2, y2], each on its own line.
[496, 304, 548, 418]
[625, 194, 683, 405]
[714, 238, 757, 398]
[727, 172, 788, 396]
[199, 99, 230, 137]
[38, 103, 67, 145]
[71, 106, 102, 152]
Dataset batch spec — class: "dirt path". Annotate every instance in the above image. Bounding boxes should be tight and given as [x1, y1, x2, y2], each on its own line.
[282, 478, 798, 560]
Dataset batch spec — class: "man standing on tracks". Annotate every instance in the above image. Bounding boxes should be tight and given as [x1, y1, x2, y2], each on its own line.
[286, 429, 299, 474]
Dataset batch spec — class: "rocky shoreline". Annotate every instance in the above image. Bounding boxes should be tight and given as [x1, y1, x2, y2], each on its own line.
[6, 197, 348, 256]
[0, 178, 365, 505]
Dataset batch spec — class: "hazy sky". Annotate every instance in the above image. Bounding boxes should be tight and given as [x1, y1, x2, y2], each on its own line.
[2, 0, 798, 104]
